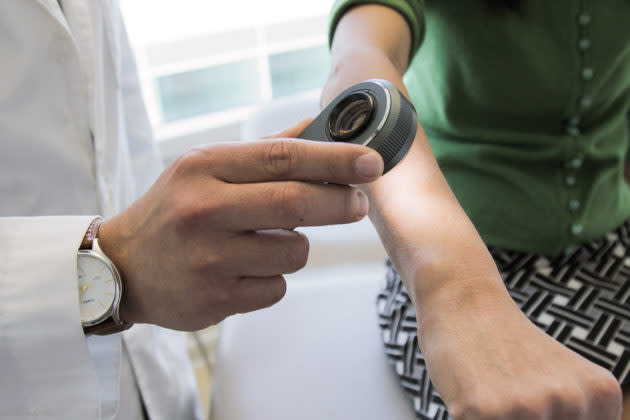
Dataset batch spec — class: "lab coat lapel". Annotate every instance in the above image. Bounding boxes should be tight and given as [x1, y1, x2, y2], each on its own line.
[87, 0, 127, 218]
[89, 0, 161, 218]
[101, 0, 122, 81]
[33, 0, 72, 33]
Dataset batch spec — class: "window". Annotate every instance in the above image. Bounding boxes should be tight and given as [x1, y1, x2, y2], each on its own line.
[157, 59, 262, 123]
[119, 0, 335, 146]
[270, 45, 331, 99]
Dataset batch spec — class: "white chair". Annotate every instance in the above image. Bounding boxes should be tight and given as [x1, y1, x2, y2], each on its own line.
[210, 265, 416, 420]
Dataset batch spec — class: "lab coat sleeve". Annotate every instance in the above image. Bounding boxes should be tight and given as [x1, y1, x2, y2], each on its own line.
[0, 216, 102, 420]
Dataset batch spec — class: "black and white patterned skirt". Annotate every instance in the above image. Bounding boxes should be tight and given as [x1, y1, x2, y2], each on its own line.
[377, 221, 630, 420]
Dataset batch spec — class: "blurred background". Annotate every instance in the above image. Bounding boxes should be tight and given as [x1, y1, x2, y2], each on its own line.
[121, 0, 332, 162]
[119, 1, 387, 418]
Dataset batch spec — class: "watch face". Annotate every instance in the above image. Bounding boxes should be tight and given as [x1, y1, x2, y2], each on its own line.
[77, 252, 117, 324]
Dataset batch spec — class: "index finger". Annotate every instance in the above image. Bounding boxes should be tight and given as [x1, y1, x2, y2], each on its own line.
[207, 139, 384, 185]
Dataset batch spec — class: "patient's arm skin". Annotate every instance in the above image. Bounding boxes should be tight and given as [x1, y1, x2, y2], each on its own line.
[325, 5, 622, 420]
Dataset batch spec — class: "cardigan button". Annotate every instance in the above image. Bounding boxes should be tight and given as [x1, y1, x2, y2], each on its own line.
[571, 224, 583, 235]
[568, 200, 581, 212]
[566, 155, 584, 169]
[578, 13, 591, 25]
[578, 39, 591, 50]
[580, 96, 592, 109]
[582, 68, 594, 80]
[568, 116, 580, 126]
[567, 126, 581, 136]
[565, 175, 577, 186]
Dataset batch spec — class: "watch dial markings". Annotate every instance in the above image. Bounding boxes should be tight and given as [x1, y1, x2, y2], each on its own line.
[78, 253, 116, 324]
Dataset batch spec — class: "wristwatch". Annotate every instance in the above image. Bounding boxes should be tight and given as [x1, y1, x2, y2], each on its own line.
[77, 217, 132, 335]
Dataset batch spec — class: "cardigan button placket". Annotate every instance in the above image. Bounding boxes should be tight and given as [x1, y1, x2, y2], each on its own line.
[565, 3, 594, 246]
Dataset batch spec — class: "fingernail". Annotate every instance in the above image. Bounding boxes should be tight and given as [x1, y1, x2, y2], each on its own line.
[357, 190, 369, 218]
[354, 153, 383, 178]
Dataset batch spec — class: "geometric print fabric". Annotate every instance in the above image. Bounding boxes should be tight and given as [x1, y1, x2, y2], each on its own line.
[377, 221, 630, 419]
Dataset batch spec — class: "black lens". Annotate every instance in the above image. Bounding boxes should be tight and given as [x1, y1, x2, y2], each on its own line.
[327, 90, 375, 142]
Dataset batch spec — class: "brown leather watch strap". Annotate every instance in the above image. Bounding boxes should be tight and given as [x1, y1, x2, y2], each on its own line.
[84, 319, 133, 336]
[80, 217, 104, 250]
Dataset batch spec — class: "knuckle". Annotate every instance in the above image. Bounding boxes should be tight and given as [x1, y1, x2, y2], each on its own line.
[268, 277, 287, 304]
[546, 383, 574, 409]
[546, 383, 586, 418]
[518, 398, 546, 418]
[201, 253, 223, 272]
[172, 200, 207, 234]
[328, 185, 361, 223]
[273, 183, 308, 221]
[447, 402, 466, 420]
[172, 149, 205, 177]
[191, 251, 223, 277]
[599, 372, 621, 395]
[563, 397, 588, 419]
[236, 278, 287, 314]
[449, 397, 490, 420]
[211, 282, 237, 307]
[182, 201, 207, 223]
[171, 145, 225, 180]
[173, 195, 226, 234]
[451, 395, 531, 420]
[263, 141, 298, 178]
[511, 392, 538, 414]
[285, 234, 309, 272]
[452, 404, 488, 420]
[345, 188, 363, 221]
[588, 371, 622, 406]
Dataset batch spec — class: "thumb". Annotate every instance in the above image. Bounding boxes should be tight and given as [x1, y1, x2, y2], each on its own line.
[262, 117, 315, 139]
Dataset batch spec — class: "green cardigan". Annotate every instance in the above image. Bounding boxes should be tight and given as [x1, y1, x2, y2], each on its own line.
[330, 0, 630, 256]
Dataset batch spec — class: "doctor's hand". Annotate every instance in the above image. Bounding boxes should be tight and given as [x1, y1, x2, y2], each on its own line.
[97, 120, 384, 331]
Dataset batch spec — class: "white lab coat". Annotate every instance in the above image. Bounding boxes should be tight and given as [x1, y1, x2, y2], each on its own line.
[0, 1, 201, 419]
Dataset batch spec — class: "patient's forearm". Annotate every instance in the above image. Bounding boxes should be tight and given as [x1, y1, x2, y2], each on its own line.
[364, 130, 505, 305]
[325, 7, 508, 312]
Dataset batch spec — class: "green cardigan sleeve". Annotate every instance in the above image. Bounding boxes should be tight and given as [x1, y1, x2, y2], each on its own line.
[328, 0, 426, 62]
